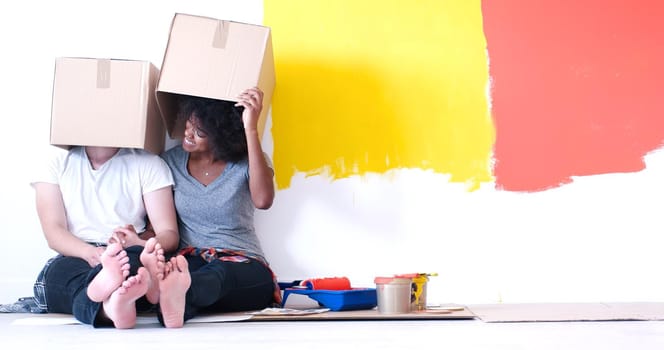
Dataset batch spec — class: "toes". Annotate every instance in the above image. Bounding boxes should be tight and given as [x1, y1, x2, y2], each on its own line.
[106, 243, 123, 256]
[145, 238, 157, 253]
[174, 256, 188, 272]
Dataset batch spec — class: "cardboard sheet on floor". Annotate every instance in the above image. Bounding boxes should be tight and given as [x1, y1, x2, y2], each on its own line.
[467, 303, 664, 322]
[16, 303, 664, 325]
[234, 306, 476, 321]
[11, 313, 252, 326]
[10, 306, 475, 326]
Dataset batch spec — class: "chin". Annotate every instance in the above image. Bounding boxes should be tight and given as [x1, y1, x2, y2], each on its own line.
[182, 140, 196, 152]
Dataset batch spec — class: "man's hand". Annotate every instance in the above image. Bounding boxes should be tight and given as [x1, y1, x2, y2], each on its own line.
[109, 224, 143, 248]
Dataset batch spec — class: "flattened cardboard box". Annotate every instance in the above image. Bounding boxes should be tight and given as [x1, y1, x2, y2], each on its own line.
[156, 13, 275, 140]
[50, 57, 165, 155]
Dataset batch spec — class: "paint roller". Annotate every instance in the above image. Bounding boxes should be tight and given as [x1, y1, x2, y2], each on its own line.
[300, 277, 352, 290]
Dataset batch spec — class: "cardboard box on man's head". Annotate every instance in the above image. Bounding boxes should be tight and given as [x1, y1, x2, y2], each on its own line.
[156, 13, 275, 141]
[50, 57, 165, 155]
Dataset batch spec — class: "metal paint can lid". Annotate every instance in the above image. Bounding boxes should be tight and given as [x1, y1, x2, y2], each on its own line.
[374, 277, 412, 285]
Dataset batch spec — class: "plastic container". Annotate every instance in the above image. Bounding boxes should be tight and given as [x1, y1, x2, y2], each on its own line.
[374, 277, 412, 314]
[281, 288, 377, 311]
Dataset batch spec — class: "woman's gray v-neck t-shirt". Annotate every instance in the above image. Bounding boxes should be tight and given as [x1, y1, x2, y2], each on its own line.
[162, 145, 267, 262]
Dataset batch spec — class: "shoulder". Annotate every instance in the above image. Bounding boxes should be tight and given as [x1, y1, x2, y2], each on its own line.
[124, 148, 162, 159]
[55, 146, 85, 172]
[162, 145, 186, 164]
[121, 148, 161, 161]
[121, 148, 170, 170]
[31, 146, 72, 186]
[163, 145, 183, 157]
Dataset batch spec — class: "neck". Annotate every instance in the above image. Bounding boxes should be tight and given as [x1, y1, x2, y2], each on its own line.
[187, 151, 226, 180]
[85, 146, 120, 169]
[189, 151, 217, 165]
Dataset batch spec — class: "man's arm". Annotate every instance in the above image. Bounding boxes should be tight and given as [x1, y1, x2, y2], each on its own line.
[34, 182, 104, 267]
[143, 186, 179, 253]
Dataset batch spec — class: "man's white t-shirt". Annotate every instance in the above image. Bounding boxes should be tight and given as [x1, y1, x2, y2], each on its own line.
[32, 147, 174, 244]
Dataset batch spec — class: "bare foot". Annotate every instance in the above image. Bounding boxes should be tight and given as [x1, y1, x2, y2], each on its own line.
[87, 243, 130, 302]
[103, 267, 150, 329]
[140, 237, 165, 304]
[160, 256, 191, 328]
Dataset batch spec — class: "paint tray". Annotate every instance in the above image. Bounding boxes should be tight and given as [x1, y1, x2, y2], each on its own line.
[282, 288, 377, 311]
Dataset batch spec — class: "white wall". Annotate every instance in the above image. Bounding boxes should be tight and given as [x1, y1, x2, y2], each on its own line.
[0, 0, 264, 302]
[2, 0, 663, 306]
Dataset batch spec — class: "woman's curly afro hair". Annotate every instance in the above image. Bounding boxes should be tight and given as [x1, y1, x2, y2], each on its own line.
[177, 95, 247, 162]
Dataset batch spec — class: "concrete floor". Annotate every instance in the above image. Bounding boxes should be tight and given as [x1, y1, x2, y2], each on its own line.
[2, 312, 664, 350]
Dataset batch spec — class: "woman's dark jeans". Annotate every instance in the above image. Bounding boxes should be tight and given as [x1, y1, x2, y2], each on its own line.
[157, 255, 275, 325]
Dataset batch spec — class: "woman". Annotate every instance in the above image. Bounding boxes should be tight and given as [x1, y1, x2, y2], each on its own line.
[33, 146, 179, 328]
[159, 87, 278, 328]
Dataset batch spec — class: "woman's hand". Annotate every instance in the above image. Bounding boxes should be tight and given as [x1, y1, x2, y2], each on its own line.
[236, 87, 263, 131]
[109, 224, 143, 248]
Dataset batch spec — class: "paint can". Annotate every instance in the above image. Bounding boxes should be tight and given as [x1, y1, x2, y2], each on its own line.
[395, 273, 430, 311]
[374, 277, 412, 314]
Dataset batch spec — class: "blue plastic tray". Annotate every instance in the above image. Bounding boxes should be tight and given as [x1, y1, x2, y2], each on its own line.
[282, 288, 377, 311]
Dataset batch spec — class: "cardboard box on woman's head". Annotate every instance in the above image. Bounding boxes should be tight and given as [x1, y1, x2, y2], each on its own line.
[49, 58, 165, 155]
[156, 13, 275, 141]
